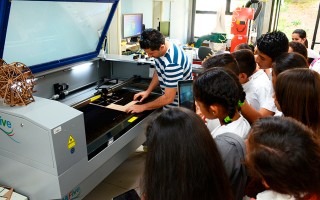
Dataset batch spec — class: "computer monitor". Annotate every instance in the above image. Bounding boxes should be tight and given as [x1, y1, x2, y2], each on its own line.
[122, 13, 143, 43]
[159, 21, 170, 37]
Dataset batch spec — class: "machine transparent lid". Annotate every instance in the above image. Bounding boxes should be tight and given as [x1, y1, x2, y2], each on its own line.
[0, 0, 119, 73]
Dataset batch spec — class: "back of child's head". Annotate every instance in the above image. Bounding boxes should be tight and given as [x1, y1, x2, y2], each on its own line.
[288, 41, 308, 59]
[275, 68, 320, 134]
[246, 116, 320, 199]
[193, 68, 245, 120]
[234, 43, 254, 52]
[202, 53, 240, 75]
[232, 49, 256, 77]
[143, 107, 233, 200]
[257, 30, 289, 61]
[272, 52, 308, 76]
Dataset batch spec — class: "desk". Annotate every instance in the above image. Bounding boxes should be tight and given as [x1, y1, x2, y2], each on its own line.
[105, 54, 154, 64]
[121, 42, 140, 53]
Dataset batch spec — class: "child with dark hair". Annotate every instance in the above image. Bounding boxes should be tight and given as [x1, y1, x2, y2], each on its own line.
[240, 31, 289, 124]
[255, 30, 289, 69]
[193, 67, 250, 138]
[271, 52, 308, 88]
[141, 107, 233, 200]
[232, 49, 274, 113]
[288, 41, 308, 60]
[234, 43, 254, 52]
[199, 53, 240, 132]
[274, 68, 320, 134]
[202, 53, 240, 75]
[246, 116, 320, 200]
[292, 29, 309, 47]
[232, 49, 256, 84]
[292, 28, 319, 64]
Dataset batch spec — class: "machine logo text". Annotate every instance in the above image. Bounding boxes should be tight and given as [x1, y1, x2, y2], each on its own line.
[0, 116, 19, 143]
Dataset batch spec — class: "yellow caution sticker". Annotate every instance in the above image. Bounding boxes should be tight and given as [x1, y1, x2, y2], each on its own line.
[128, 116, 138, 123]
[68, 135, 76, 149]
[90, 95, 101, 102]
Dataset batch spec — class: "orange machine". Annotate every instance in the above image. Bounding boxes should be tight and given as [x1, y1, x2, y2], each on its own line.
[230, 0, 262, 52]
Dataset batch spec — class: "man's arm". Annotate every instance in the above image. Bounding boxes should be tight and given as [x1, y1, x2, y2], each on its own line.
[126, 87, 176, 113]
[133, 71, 159, 102]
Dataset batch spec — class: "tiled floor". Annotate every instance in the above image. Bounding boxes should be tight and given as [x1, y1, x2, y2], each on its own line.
[83, 146, 146, 200]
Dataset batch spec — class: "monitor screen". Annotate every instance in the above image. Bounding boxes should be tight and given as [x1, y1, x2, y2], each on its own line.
[178, 80, 195, 111]
[122, 13, 143, 39]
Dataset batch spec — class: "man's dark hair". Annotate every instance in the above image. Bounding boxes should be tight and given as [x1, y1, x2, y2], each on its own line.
[139, 28, 165, 50]
[257, 30, 289, 61]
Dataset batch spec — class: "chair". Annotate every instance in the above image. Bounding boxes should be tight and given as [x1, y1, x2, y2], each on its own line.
[198, 46, 213, 60]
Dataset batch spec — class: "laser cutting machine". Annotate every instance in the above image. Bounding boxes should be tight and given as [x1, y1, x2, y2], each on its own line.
[0, 1, 160, 199]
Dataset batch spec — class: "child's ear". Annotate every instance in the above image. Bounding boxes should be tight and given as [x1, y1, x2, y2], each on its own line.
[209, 104, 219, 116]
[238, 72, 248, 84]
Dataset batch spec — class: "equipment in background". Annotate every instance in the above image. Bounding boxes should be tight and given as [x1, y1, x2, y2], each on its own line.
[194, 33, 227, 51]
[122, 13, 144, 44]
[194, 1, 227, 53]
[230, 0, 262, 52]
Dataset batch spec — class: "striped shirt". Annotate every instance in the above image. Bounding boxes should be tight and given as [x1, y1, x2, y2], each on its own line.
[154, 42, 192, 108]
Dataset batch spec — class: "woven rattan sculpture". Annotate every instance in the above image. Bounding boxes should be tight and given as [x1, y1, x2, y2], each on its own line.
[0, 60, 35, 106]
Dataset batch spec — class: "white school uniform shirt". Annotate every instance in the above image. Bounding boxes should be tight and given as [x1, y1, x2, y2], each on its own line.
[242, 69, 276, 112]
[211, 114, 250, 139]
[307, 48, 320, 59]
[310, 57, 320, 74]
[274, 109, 283, 117]
[255, 190, 295, 200]
[206, 119, 220, 132]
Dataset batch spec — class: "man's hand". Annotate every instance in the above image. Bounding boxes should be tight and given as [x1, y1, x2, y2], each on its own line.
[126, 104, 146, 114]
[133, 91, 150, 102]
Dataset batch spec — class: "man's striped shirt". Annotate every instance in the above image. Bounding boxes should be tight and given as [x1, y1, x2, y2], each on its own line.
[154, 42, 192, 108]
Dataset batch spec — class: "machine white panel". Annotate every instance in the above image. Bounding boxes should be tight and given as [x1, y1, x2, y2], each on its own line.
[0, 112, 54, 169]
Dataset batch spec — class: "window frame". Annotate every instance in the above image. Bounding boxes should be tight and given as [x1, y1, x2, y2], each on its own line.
[191, 0, 244, 39]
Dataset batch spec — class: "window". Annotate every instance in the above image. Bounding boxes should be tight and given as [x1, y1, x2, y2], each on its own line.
[192, 0, 248, 38]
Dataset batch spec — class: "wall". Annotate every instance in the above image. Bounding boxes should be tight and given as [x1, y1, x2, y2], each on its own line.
[107, 3, 122, 55]
[169, 0, 192, 44]
[121, 0, 153, 28]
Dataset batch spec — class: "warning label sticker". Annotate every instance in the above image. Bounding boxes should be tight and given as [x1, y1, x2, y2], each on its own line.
[68, 135, 76, 149]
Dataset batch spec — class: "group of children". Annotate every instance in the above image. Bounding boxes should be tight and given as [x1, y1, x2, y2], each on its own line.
[139, 30, 320, 200]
